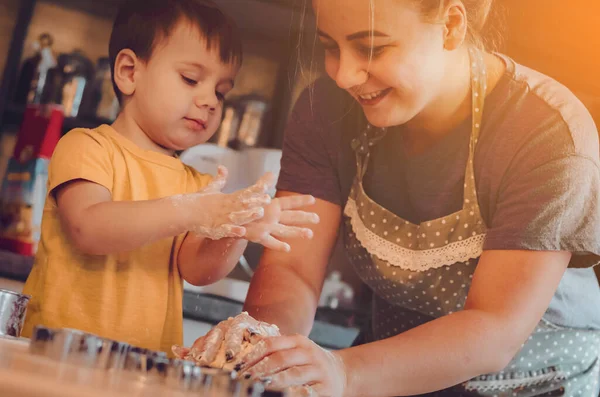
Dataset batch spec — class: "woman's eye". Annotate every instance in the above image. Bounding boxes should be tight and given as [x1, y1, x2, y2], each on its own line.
[181, 75, 198, 86]
[320, 42, 340, 56]
[358, 46, 386, 58]
[216, 92, 225, 101]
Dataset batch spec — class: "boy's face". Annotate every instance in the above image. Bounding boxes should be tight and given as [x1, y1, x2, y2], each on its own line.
[133, 20, 239, 151]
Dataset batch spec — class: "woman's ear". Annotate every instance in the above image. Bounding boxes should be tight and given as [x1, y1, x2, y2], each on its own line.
[442, 1, 468, 50]
[113, 49, 140, 98]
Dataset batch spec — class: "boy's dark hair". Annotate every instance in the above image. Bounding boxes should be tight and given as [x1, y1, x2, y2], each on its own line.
[109, 0, 243, 102]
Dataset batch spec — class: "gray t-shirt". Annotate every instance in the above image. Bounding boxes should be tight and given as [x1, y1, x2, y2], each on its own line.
[277, 54, 600, 330]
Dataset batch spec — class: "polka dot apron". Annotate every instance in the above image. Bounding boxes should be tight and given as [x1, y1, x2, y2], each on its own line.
[342, 48, 600, 396]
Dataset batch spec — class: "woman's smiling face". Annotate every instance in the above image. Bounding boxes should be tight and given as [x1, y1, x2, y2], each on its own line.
[313, 0, 450, 128]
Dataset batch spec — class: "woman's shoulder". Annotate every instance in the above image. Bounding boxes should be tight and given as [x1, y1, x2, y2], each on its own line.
[495, 54, 598, 160]
[291, 77, 359, 134]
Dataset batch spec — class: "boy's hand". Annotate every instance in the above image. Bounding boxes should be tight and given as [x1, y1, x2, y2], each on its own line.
[185, 167, 275, 240]
[244, 194, 320, 252]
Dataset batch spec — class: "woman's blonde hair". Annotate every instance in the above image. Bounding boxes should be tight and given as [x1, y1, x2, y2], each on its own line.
[292, 0, 503, 113]
[413, 0, 502, 50]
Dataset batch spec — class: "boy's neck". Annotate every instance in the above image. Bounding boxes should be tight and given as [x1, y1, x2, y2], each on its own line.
[111, 110, 175, 156]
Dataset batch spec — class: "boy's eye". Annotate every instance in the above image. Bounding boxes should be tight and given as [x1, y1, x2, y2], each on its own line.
[216, 92, 226, 101]
[181, 75, 198, 86]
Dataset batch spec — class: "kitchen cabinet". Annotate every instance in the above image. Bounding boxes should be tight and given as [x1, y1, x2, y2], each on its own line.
[0, 0, 20, 79]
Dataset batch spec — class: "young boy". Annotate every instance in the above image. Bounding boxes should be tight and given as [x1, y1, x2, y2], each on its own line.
[21, 0, 318, 353]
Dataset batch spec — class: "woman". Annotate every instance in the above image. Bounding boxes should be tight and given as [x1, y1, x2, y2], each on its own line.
[188, 0, 600, 395]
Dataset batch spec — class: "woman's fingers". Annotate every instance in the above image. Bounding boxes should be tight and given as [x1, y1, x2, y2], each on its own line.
[279, 210, 320, 226]
[277, 195, 316, 211]
[268, 365, 323, 389]
[171, 345, 191, 359]
[241, 348, 312, 379]
[238, 335, 306, 371]
[224, 313, 257, 360]
[198, 326, 225, 366]
[270, 224, 314, 240]
[258, 235, 291, 253]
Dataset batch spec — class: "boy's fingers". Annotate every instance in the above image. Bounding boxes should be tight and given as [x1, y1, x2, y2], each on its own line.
[242, 193, 272, 208]
[202, 166, 228, 193]
[221, 225, 246, 238]
[229, 207, 264, 225]
[246, 173, 276, 195]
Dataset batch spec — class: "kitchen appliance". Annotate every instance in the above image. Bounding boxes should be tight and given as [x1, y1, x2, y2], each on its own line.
[214, 96, 270, 149]
[41, 50, 94, 118]
[0, 326, 296, 397]
[0, 104, 64, 256]
[13, 33, 57, 106]
[80, 57, 120, 122]
[180, 143, 282, 196]
[0, 289, 30, 337]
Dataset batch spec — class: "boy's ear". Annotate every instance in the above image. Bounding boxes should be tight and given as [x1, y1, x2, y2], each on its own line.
[113, 49, 140, 97]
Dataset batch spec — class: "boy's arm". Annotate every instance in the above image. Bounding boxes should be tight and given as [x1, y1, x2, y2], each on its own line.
[178, 194, 319, 287]
[57, 181, 194, 255]
[55, 178, 265, 256]
[178, 234, 248, 286]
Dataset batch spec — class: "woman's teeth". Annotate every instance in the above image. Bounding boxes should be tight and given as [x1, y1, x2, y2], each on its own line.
[359, 90, 385, 100]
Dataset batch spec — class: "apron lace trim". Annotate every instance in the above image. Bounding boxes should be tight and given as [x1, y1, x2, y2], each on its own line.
[345, 198, 485, 271]
[464, 367, 567, 393]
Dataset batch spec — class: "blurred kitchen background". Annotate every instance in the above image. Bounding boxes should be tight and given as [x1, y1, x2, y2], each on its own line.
[0, 0, 598, 346]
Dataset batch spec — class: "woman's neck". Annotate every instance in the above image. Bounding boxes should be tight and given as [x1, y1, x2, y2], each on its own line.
[402, 47, 505, 156]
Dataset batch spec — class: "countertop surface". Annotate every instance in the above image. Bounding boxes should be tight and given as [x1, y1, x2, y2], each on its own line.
[0, 250, 362, 349]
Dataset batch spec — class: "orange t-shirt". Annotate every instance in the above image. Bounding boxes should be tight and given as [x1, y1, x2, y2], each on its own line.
[22, 125, 211, 352]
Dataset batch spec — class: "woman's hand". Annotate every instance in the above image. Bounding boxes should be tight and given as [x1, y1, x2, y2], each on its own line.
[244, 195, 320, 252]
[238, 335, 347, 397]
[175, 312, 281, 366]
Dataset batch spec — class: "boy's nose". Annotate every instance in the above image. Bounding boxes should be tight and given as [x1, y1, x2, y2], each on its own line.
[194, 94, 218, 112]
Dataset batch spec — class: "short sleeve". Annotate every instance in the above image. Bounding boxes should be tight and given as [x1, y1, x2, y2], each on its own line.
[187, 166, 213, 192]
[48, 128, 114, 195]
[484, 133, 600, 269]
[276, 85, 342, 205]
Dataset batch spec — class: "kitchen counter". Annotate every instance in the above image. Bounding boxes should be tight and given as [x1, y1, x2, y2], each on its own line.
[0, 250, 33, 281]
[0, 250, 361, 350]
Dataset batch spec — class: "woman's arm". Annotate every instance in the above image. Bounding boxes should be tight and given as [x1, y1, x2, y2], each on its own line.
[243, 191, 342, 336]
[240, 249, 570, 397]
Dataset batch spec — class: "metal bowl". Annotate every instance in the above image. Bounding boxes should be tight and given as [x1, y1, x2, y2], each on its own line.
[0, 289, 30, 337]
[29, 325, 168, 372]
[29, 326, 102, 366]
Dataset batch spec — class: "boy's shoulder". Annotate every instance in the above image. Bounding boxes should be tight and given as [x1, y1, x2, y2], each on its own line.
[56, 125, 117, 155]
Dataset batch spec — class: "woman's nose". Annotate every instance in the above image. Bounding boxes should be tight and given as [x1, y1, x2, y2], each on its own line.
[335, 53, 369, 90]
